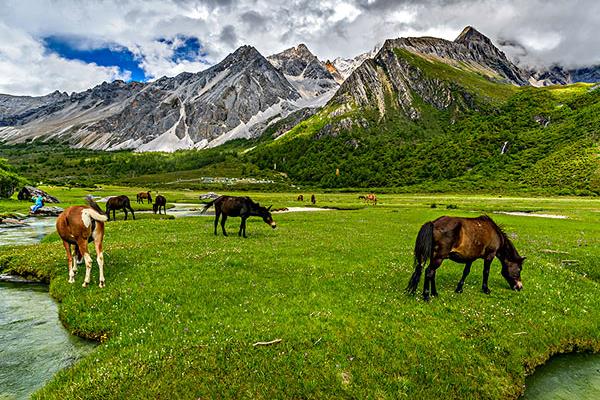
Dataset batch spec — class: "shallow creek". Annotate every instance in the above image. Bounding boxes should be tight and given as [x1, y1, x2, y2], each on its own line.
[0, 282, 95, 399]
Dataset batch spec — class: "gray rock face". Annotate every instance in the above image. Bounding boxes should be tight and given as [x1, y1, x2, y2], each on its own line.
[0, 90, 69, 126]
[267, 44, 339, 98]
[0, 46, 301, 151]
[529, 65, 600, 86]
[331, 26, 528, 123]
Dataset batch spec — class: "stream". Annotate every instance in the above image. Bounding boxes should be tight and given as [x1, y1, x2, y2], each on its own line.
[0, 282, 95, 399]
[522, 352, 600, 399]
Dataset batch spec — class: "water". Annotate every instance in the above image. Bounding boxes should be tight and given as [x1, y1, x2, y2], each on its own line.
[523, 353, 600, 399]
[0, 282, 95, 399]
[0, 218, 56, 247]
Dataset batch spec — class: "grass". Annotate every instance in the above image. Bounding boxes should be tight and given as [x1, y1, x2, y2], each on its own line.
[1, 189, 599, 399]
[393, 48, 518, 104]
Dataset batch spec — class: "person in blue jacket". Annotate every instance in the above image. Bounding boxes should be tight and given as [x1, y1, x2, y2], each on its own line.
[30, 195, 44, 213]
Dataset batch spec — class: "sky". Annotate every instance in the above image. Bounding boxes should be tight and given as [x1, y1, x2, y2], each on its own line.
[0, 0, 598, 96]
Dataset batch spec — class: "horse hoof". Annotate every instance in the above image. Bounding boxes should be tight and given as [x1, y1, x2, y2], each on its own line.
[482, 288, 491, 295]
[82, 282, 88, 288]
[99, 281, 105, 288]
[455, 287, 463, 294]
[423, 295, 430, 302]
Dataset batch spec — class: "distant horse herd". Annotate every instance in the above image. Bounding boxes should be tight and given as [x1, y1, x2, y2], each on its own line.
[56, 191, 525, 301]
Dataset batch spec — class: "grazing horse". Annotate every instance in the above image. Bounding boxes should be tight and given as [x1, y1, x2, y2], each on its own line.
[137, 191, 152, 204]
[202, 195, 276, 238]
[406, 215, 525, 301]
[106, 195, 136, 221]
[311, 194, 316, 204]
[365, 193, 377, 205]
[56, 197, 108, 287]
[153, 195, 167, 215]
[297, 194, 304, 201]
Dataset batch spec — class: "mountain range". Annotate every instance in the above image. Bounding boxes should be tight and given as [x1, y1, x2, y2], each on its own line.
[0, 26, 598, 153]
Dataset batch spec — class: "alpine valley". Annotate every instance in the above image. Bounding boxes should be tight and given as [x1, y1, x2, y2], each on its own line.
[0, 26, 598, 194]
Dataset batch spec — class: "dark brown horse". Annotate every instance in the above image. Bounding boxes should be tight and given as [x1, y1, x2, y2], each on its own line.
[202, 195, 276, 238]
[297, 194, 304, 201]
[153, 195, 167, 215]
[311, 194, 316, 204]
[106, 195, 136, 221]
[407, 215, 525, 301]
[137, 191, 152, 204]
[56, 196, 107, 287]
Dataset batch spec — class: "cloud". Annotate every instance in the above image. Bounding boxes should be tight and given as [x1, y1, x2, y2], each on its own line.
[0, 23, 129, 96]
[0, 0, 598, 95]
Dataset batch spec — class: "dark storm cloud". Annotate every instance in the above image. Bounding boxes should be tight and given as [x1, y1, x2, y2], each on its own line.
[219, 25, 238, 47]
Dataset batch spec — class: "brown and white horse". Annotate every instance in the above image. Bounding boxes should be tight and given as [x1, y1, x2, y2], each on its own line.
[365, 193, 377, 205]
[56, 197, 108, 288]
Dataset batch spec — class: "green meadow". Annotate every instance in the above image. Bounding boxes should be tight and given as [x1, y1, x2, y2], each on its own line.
[1, 189, 599, 399]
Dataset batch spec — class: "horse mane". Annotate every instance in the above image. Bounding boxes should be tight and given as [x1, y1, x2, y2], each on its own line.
[478, 215, 519, 258]
[246, 197, 264, 210]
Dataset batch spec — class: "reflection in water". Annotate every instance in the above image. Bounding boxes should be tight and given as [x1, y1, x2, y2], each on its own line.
[0, 282, 95, 399]
[523, 353, 600, 399]
[0, 217, 56, 247]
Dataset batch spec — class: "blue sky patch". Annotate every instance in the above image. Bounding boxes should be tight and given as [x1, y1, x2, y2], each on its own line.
[157, 35, 209, 63]
[43, 35, 209, 82]
[43, 35, 148, 82]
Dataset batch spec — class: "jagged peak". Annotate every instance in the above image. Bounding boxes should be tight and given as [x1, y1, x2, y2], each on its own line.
[454, 26, 493, 45]
[269, 43, 318, 61]
[230, 44, 262, 59]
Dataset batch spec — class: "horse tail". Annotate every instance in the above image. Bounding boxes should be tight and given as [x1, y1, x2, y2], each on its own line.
[201, 196, 222, 214]
[406, 221, 434, 294]
[85, 196, 104, 215]
[83, 196, 108, 223]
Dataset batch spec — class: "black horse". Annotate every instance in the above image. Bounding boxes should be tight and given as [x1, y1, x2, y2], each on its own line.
[106, 195, 135, 221]
[153, 195, 167, 215]
[201, 195, 276, 238]
[407, 215, 525, 301]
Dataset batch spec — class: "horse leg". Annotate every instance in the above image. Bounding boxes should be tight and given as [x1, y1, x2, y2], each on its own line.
[77, 241, 93, 288]
[129, 206, 135, 220]
[455, 261, 472, 293]
[221, 215, 228, 236]
[112, 209, 116, 221]
[482, 258, 493, 294]
[214, 211, 220, 235]
[63, 241, 75, 283]
[106, 207, 111, 221]
[124, 207, 128, 220]
[95, 235, 105, 288]
[423, 259, 442, 301]
[74, 246, 83, 271]
[238, 217, 246, 237]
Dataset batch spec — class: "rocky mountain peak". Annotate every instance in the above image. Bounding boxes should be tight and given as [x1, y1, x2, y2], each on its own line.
[454, 26, 492, 45]
[225, 45, 263, 64]
[268, 44, 335, 80]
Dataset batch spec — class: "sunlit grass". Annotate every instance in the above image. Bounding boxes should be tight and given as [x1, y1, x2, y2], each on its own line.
[1, 191, 598, 399]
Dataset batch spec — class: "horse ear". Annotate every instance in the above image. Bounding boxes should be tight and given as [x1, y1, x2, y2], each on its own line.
[267, 205, 272, 211]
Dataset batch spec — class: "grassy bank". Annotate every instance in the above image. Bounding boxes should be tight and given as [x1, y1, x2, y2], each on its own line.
[0, 192, 599, 399]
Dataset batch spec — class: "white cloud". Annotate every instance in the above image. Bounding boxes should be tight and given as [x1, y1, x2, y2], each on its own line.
[0, 23, 129, 96]
[0, 0, 598, 95]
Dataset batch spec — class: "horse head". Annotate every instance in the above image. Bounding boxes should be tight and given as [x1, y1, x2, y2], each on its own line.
[501, 256, 525, 291]
[256, 204, 276, 229]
